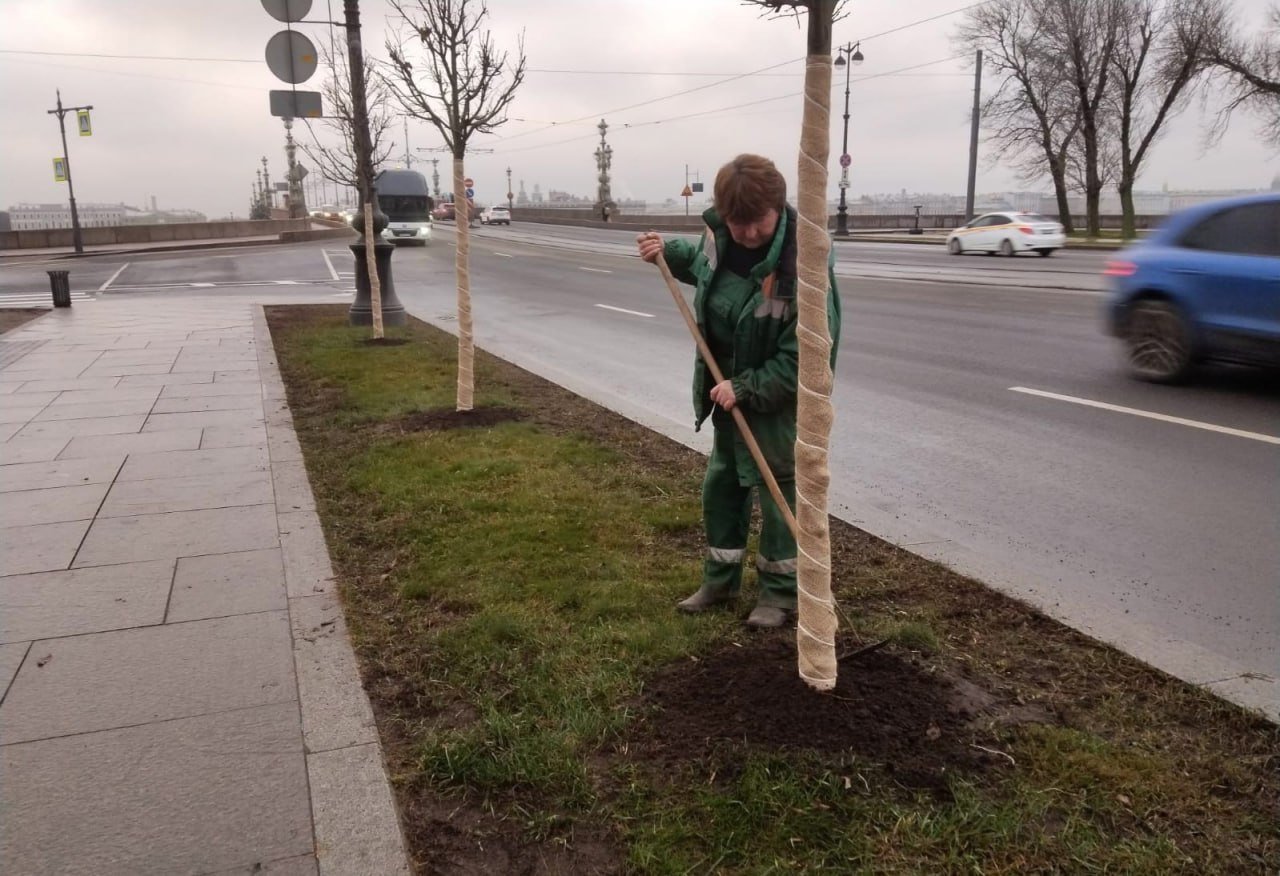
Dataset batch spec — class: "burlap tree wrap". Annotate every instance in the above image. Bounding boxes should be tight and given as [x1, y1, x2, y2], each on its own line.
[795, 53, 838, 691]
[362, 203, 384, 338]
[453, 157, 475, 412]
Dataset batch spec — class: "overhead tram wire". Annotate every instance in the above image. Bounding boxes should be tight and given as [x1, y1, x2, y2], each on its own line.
[489, 55, 966, 156]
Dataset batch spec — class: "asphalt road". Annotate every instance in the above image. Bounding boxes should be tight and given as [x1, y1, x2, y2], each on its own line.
[4, 231, 1275, 717]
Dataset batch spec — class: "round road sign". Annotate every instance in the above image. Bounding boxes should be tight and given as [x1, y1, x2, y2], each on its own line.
[839, 153, 851, 168]
[261, 0, 312, 22]
[265, 30, 318, 84]
[465, 187, 475, 199]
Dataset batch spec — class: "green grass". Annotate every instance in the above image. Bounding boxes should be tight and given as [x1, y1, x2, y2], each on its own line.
[269, 307, 1278, 874]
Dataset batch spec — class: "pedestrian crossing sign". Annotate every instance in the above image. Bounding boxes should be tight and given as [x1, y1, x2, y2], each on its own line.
[77, 109, 92, 136]
[53, 157, 67, 182]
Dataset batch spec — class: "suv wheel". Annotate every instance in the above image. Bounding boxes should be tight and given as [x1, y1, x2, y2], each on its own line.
[1125, 299, 1193, 383]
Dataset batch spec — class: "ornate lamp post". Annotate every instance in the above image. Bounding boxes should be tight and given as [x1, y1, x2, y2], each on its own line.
[832, 41, 863, 237]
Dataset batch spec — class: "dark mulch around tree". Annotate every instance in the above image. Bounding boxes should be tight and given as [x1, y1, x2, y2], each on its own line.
[634, 634, 1006, 797]
[361, 337, 412, 347]
[392, 406, 525, 432]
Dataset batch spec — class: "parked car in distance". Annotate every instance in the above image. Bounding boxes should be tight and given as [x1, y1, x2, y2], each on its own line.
[432, 202, 455, 221]
[947, 212, 1066, 257]
[316, 204, 342, 221]
[481, 206, 511, 226]
[1104, 193, 1280, 383]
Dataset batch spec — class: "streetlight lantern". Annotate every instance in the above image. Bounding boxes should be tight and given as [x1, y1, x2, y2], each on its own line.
[832, 41, 863, 237]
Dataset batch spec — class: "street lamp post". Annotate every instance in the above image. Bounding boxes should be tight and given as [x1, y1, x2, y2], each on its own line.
[506, 166, 513, 212]
[47, 90, 92, 254]
[832, 42, 863, 238]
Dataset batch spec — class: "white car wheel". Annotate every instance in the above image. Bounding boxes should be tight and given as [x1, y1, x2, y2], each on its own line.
[947, 238, 963, 256]
[1000, 238, 1015, 257]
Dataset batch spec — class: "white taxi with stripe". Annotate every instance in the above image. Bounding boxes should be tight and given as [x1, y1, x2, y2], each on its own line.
[947, 212, 1066, 257]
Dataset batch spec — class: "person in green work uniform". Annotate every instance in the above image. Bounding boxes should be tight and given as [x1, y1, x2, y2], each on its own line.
[636, 153, 841, 629]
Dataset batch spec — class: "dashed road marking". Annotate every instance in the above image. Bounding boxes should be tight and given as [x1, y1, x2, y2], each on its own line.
[321, 248, 340, 281]
[595, 303, 654, 319]
[1009, 386, 1280, 445]
[579, 266, 612, 274]
[493, 252, 514, 258]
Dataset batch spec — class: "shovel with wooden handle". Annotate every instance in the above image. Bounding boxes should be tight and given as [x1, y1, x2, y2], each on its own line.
[652, 249, 800, 541]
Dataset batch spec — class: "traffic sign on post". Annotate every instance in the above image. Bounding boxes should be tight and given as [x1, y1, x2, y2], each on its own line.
[265, 31, 318, 84]
[680, 185, 693, 197]
[261, 0, 312, 22]
[839, 153, 851, 168]
[270, 89, 323, 118]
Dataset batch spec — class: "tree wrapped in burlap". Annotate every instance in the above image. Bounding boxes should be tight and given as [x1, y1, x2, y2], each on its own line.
[748, 0, 841, 691]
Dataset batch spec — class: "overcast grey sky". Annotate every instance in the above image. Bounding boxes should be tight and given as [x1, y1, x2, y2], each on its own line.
[1, 0, 1274, 218]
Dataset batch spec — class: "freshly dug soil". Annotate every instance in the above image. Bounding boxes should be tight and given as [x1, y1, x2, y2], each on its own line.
[393, 406, 525, 432]
[636, 635, 991, 795]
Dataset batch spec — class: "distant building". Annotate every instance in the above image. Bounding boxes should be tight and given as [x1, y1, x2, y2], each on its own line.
[0, 212, 10, 233]
[5, 202, 206, 230]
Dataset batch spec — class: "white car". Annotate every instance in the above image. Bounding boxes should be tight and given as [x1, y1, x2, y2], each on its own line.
[480, 206, 511, 226]
[947, 212, 1066, 257]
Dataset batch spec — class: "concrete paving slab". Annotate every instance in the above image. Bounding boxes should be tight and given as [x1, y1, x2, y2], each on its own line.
[57, 428, 203, 459]
[217, 369, 260, 382]
[0, 610, 295, 744]
[168, 548, 287, 623]
[100, 470, 272, 517]
[1, 435, 71, 465]
[16, 414, 146, 441]
[279, 511, 335, 597]
[152, 394, 263, 414]
[117, 371, 214, 387]
[289, 594, 377, 754]
[10, 377, 120, 393]
[0, 422, 22, 442]
[160, 380, 261, 399]
[0, 519, 90, 576]
[0, 482, 108, 528]
[0, 702, 313, 875]
[0, 390, 59, 406]
[272, 460, 316, 512]
[79, 362, 175, 378]
[117, 444, 269, 482]
[308, 743, 410, 876]
[204, 855, 319, 875]
[0, 641, 30, 701]
[0, 560, 171, 643]
[203, 423, 269, 449]
[48, 386, 161, 405]
[0, 455, 123, 492]
[93, 350, 179, 366]
[34, 398, 158, 420]
[75, 504, 278, 567]
[0, 404, 49, 424]
[143, 409, 264, 433]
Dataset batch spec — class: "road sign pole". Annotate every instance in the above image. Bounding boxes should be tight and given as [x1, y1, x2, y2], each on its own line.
[47, 89, 92, 255]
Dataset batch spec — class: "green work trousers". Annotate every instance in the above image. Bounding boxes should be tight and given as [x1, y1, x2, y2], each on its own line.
[701, 419, 798, 609]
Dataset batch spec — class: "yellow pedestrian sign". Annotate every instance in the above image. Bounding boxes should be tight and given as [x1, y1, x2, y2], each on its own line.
[53, 157, 67, 182]
[77, 109, 92, 136]
[681, 184, 693, 198]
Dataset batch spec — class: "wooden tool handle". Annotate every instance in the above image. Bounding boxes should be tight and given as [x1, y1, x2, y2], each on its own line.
[653, 250, 800, 540]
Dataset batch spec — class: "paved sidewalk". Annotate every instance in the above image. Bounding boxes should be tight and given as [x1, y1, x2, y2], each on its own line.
[0, 298, 409, 874]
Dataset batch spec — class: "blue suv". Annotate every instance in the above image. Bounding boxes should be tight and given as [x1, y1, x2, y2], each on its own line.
[1105, 193, 1280, 382]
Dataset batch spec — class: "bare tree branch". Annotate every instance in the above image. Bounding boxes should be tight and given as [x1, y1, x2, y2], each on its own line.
[1204, 0, 1280, 144]
[299, 43, 396, 191]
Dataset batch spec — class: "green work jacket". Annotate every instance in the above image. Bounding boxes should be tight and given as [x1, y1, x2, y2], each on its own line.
[663, 205, 842, 486]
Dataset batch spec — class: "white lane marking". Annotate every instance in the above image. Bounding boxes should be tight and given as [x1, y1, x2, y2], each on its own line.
[595, 303, 654, 319]
[190, 282, 216, 288]
[321, 248, 340, 281]
[274, 280, 299, 285]
[1009, 386, 1280, 445]
[579, 266, 612, 274]
[98, 263, 129, 292]
[493, 252, 514, 258]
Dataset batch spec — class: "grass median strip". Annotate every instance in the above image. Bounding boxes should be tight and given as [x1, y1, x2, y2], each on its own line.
[268, 305, 1276, 874]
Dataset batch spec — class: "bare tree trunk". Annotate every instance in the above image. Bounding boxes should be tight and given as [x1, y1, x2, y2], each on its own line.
[453, 157, 474, 411]
[795, 0, 839, 693]
[362, 204, 384, 338]
[1118, 177, 1137, 239]
[1051, 162, 1075, 233]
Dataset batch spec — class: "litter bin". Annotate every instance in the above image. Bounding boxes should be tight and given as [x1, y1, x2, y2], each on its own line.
[47, 270, 72, 308]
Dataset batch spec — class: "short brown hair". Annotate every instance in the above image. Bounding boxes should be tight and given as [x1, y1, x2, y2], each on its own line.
[714, 154, 786, 223]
